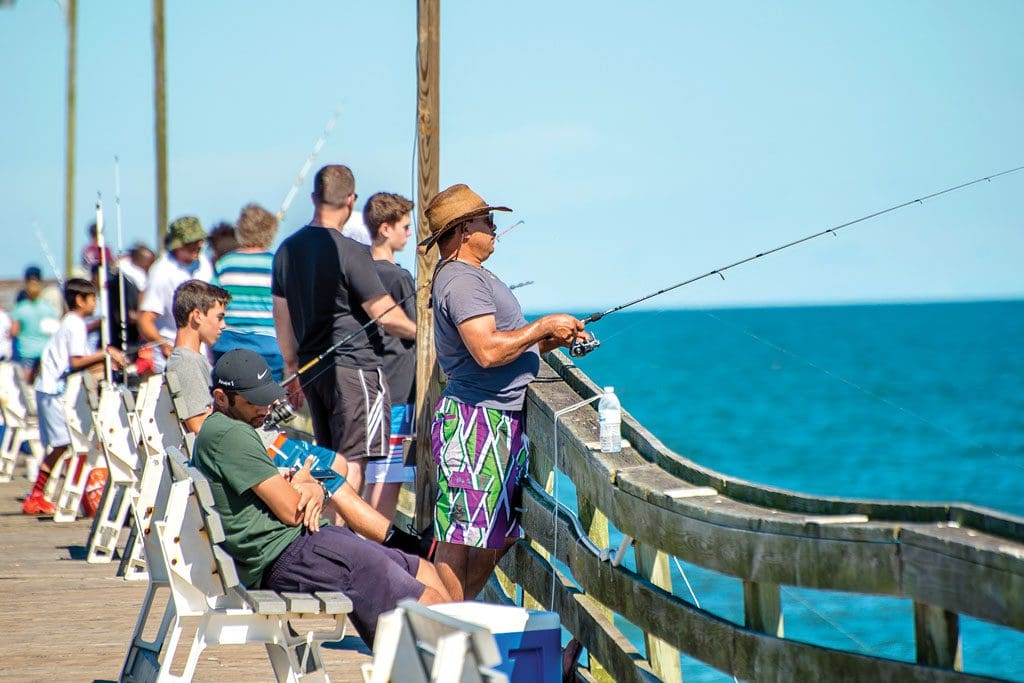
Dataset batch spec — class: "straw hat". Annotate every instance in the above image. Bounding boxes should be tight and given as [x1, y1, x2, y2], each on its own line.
[418, 184, 511, 252]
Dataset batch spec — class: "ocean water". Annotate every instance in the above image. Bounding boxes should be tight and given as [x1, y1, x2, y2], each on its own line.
[546, 300, 1024, 681]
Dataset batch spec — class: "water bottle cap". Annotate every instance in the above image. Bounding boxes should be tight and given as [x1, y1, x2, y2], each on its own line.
[603, 386, 614, 393]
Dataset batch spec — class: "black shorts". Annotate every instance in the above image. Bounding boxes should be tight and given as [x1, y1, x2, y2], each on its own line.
[305, 364, 391, 461]
[262, 525, 424, 647]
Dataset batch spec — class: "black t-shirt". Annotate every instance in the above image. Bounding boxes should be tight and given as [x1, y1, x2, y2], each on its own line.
[372, 259, 416, 404]
[107, 274, 141, 350]
[272, 225, 387, 368]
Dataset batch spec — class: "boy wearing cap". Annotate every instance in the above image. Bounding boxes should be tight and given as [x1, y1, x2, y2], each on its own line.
[421, 183, 588, 601]
[10, 265, 60, 382]
[139, 216, 214, 372]
[272, 165, 416, 502]
[192, 349, 450, 646]
[23, 279, 126, 515]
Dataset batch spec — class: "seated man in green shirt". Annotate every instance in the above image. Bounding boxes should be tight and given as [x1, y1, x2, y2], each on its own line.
[192, 349, 451, 646]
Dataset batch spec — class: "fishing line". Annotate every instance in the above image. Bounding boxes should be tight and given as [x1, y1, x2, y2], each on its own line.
[699, 309, 1024, 472]
[780, 585, 874, 656]
[581, 165, 1024, 327]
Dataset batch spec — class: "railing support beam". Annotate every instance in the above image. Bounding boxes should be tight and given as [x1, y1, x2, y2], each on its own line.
[743, 580, 784, 637]
[914, 602, 962, 670]
[636, 543, 684, 681]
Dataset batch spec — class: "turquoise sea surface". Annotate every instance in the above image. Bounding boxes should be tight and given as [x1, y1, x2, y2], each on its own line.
[542, 300, 1024, 681]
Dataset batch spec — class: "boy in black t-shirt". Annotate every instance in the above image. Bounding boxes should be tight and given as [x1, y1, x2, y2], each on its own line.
[364, 192, 418, 521]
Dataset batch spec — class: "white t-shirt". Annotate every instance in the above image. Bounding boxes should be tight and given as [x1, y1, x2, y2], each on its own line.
[35, 313, 92, 394]
[341, 210, 372, 246]
[119, 257, 149, 292]
[141, 252, 214, 343]
[0, 309, 11, 360]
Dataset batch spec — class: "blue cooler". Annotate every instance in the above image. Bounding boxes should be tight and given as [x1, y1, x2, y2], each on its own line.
[430, 602, 561, 683]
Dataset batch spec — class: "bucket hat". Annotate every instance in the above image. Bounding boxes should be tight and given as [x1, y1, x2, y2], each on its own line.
[165, 216, 206, 250]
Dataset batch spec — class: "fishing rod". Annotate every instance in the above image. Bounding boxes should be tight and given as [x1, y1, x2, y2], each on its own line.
[114, 156, 128, 354]
[278, 107, 341, 222]
[568, 164, 1024, 358]
[32, 222, 64, 287]
[95, 194, 113, 384]
[264, 283, 426, 429]
[497, 220, 524, 241]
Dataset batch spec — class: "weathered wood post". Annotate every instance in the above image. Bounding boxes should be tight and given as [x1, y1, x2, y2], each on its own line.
[414, 0, 441, 531]
[635, 543, 684, 681]
[576, 493, 615, 681]
[152, 0, 168, 247]
[914, 602, 962, 670]
[743, 580, 784, 636]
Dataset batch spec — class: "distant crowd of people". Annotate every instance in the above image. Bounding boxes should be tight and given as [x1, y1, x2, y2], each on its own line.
[6, 164, 589, 647]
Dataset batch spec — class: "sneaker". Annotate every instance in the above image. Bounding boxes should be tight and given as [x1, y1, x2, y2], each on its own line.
[22, 495, 56, 516]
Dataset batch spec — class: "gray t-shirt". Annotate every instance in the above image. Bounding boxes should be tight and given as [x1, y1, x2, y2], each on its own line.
[432, 261, 539, 411]
[166, 346, 213, 420]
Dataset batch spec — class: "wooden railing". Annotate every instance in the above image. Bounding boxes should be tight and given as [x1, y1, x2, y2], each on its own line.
[484, 351, 1024, 682]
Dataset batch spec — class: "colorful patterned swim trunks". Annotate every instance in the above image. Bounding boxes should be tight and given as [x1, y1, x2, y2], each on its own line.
[431, 396, 529, 549]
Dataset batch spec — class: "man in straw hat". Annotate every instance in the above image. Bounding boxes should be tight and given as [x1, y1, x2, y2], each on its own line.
[421, 183, 589, 600]
[139, 215, 213, 372]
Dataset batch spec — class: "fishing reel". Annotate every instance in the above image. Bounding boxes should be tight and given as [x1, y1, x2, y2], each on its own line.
[569, 332, 601, 358]
[262, 397, 297, 431]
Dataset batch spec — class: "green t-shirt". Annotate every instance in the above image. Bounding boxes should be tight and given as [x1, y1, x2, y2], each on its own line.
[12, 297, 59, 360]
[191, 411, 302, 588]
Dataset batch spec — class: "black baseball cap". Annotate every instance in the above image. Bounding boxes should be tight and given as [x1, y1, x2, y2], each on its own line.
[212, 349, 286, 406]
[24, 265, 42, 280]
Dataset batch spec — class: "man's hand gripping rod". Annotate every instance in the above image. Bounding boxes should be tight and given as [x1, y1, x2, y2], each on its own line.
[264, 285, 427, 430]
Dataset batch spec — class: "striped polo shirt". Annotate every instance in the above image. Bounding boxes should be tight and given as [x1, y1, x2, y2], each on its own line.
[212, 250, 276, 336]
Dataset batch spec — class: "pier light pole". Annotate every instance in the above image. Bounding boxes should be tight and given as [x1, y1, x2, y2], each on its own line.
[414, 0, 441, 529]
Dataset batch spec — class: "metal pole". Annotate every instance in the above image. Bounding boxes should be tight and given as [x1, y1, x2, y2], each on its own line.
[95, 195, 112, 383]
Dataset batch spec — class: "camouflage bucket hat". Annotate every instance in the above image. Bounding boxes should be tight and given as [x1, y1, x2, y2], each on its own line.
[165, 215, 206, 250]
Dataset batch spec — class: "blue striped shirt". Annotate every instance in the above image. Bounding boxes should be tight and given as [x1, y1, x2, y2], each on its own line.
[212, 251, 276, 336]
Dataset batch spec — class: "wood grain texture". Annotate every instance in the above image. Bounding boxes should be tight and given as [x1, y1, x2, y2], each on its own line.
[414, 0, 442, 531]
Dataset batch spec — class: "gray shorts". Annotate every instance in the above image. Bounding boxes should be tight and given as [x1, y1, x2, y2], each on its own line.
[36, 390, 71, 449]
[262, 525, 423, 647]
[305, 365, 390, 461]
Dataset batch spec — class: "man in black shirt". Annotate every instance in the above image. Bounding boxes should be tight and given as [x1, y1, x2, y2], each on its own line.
[272, 165, 416, 501]
[363, 192, 418, 521]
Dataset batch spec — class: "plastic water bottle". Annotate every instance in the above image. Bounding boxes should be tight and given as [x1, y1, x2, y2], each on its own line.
[598, 386, 622, 453]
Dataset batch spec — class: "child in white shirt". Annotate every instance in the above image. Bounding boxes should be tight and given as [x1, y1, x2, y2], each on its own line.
[23, 279, 126, 515]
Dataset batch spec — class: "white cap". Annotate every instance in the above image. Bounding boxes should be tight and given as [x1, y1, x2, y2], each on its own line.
[603, 386, 614, 393]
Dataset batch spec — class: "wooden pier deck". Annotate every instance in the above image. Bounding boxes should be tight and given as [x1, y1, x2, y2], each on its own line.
[0, 474, 372, 682]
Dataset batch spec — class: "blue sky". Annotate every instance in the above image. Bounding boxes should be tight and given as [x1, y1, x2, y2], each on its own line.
[1, 1, 1021, 313]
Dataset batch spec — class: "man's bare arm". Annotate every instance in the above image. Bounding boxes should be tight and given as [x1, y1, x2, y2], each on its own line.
[252, 471, 325, 531]
[363, 294, 416, 340]
[457, 313, 584, 369]
[137, 310, 172, 357]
